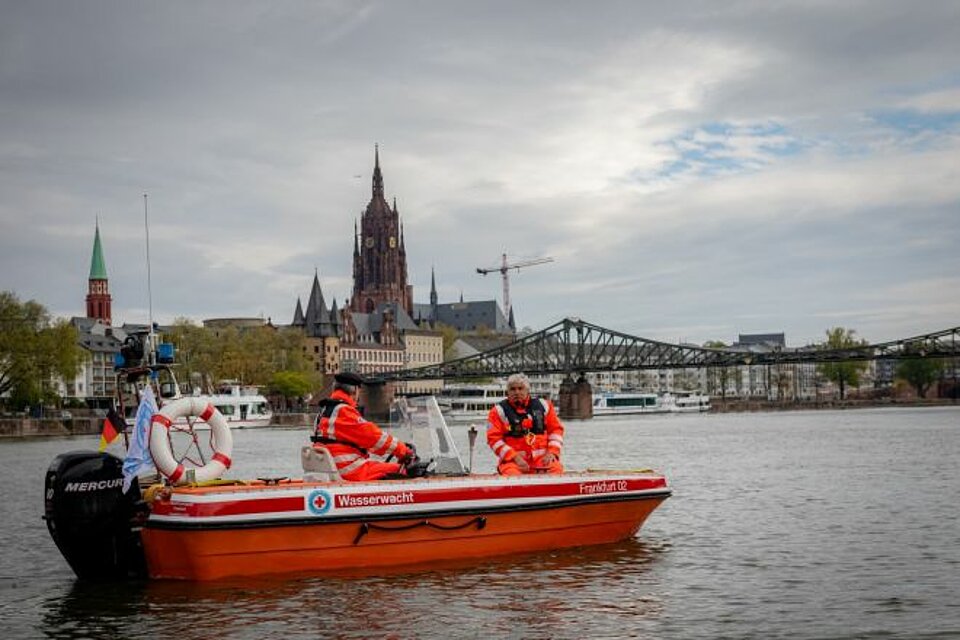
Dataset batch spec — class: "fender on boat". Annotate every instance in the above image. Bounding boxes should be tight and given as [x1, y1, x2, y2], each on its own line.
[150, 397, 233, 484]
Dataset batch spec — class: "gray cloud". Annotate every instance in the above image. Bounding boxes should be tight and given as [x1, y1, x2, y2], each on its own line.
[1, 0, 959, 346]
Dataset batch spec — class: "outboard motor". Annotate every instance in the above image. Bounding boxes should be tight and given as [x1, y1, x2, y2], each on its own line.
[44, 451, 147, 581]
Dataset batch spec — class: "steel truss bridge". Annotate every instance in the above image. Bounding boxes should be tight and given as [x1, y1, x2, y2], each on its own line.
[377, 317, 960, 382]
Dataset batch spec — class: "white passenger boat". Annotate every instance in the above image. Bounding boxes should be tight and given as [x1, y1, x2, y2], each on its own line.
[186, 381, 274, 429]
[435, 383, 507, 421]
[664, 392, 711, 413]
[593, 391, 711, 416]
[592, 392, 670, 416]
[123, 380, 274, 430]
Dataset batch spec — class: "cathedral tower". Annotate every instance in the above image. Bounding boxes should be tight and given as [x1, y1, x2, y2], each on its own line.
[86, 221, 112, 325]
[350, 146, 413, 315]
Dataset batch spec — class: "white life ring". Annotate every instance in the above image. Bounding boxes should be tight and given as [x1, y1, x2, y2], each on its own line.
[149, 397, 233, 484]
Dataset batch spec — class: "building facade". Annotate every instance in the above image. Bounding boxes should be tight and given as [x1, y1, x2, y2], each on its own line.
[291, 272, 342, 376]
[412, 267, 515, 335]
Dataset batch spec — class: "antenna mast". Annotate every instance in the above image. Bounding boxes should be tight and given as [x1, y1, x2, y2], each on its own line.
[144, 193, 155, 364]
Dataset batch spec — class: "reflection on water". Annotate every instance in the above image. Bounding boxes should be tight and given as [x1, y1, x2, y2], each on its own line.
[40, 581, 147, 640]
[33, 540, 667, 640]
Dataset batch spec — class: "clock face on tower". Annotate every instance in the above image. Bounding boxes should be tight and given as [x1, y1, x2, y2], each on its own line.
[365, 237, 374, 248]
[389, 236, 396, 248]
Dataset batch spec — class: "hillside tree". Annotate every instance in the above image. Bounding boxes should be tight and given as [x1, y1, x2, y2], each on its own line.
[896, 342, 944, 398]
[817, 327, 869, 400]
[0, 291, 82, 408]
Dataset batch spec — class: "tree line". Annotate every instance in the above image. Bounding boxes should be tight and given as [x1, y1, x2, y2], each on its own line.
[0, 292, 322, 413]
[707, 327, 947, 400]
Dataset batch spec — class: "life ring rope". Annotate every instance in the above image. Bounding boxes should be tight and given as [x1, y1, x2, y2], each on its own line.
[150, 397, 234, 485]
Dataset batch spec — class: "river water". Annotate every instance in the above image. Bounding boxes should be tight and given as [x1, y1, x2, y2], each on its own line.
[1, 406, 958, 639]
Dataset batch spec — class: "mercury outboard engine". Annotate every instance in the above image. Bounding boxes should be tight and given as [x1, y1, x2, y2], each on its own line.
[44, 451, 147, 581]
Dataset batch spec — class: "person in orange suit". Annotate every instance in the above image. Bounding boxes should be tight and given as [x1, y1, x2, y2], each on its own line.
[486, 373, 565, 475]
[311, 372, 414, 481]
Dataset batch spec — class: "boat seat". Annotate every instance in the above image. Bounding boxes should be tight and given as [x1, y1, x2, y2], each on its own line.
[301, 445, 342, 482]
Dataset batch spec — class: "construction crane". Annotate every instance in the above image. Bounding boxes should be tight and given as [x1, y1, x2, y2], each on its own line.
[476, 253, 554, 319]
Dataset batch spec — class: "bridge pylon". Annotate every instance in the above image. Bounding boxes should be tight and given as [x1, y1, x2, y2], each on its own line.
[557, 374, 593, 420]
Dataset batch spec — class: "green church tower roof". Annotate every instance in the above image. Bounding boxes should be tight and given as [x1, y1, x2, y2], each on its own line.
[89, 222, 108, 280]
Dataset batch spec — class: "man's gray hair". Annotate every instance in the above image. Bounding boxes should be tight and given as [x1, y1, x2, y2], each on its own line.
[506, 373, 531, 390]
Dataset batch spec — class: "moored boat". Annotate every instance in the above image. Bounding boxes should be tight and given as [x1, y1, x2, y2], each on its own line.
[664, 391, 711, 413]
[592, 391, 670, 416]
[184, 381, 273, 429]
[435, 382, 507, 421]
[44, 336, 670, 581]
[592, 390, 712, 416]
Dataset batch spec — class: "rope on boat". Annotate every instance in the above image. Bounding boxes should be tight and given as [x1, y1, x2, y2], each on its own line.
[146, 478, 249, 498]
[352, 516, 487, 545]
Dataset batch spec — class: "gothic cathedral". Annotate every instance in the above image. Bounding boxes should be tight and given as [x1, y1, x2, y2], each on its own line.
[350, 146, 413, 316]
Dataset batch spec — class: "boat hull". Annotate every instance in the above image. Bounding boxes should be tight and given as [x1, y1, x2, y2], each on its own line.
[141, 472, 669, 580]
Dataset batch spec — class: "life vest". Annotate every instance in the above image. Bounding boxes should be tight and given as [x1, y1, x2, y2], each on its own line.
[311, 398, 368, 455]
[499, 398, 547, 438]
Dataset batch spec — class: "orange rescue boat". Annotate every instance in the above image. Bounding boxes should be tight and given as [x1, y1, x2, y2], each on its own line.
[45, 380, 670, 582]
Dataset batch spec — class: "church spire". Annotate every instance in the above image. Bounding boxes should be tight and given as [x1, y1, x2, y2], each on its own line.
[372, 144, 384, 199]
[86, 220, 112, 325]
[292, 297, 304, 326]
[304, 269, 328, 336]
[89, 220, 107, 280]
[430, 266, 438, 322]
[352, 144, 412, 316]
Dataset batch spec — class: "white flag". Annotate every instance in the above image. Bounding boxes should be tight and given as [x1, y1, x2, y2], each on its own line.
[122, 385, 158, 492]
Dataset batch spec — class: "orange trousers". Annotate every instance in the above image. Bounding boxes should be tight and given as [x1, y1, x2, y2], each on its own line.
[498, 455, 564, 476]
[341, 460, 403, 481]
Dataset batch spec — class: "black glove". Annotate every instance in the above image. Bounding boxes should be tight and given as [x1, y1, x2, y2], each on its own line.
[400, 442, 417, 464]
[404, 457, 433, 478]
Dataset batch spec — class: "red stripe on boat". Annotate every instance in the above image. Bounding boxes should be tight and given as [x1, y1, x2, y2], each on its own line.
[168, 464, 185, 484]
[151, 495, 306, 517]
[199, 404, 215, 422]
[150, 477, 666, 519]
[152, 414, 173, 429]
[212, 452, 232, 469]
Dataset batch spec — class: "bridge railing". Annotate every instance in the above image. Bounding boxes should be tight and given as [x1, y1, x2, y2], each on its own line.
[373, 318, 960, 382]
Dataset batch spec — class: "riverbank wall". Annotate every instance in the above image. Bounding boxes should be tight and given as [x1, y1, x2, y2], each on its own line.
[710, 397, 957, 412]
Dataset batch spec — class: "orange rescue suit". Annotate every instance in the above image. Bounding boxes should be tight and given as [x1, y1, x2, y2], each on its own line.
[486, 396, 564, 475]
[312, 389, 412, 481]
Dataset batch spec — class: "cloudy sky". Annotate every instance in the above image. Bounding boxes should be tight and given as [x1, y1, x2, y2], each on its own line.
[2, 1, 958, 347]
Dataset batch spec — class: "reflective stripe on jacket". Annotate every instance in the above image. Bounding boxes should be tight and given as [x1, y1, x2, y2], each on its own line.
[486, 396, 564, 463]
[313, 389, 409, 475]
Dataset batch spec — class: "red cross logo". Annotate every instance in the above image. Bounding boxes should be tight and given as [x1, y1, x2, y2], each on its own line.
[307, 489, 333, 515]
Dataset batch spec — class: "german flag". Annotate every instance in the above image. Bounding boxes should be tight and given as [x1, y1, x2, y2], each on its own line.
[98, 408, 126, 452]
